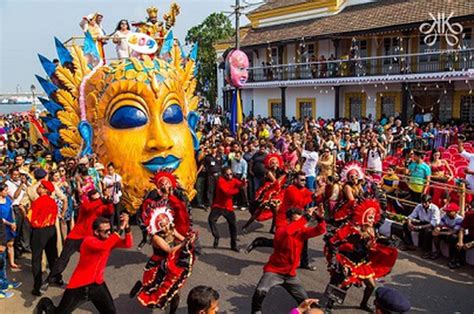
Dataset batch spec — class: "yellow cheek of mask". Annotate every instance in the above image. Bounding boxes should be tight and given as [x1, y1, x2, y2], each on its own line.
[94, 123, 197, 213]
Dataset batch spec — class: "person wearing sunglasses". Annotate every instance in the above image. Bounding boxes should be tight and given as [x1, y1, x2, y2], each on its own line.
[43, 189, 114, 291]
[208, 167, 246, 252]
[36, 214, 132, 313]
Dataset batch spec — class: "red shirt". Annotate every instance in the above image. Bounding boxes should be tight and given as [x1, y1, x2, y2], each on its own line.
[211, 176, 242, 211]
[264, 216, 326, 276]
[68, 199, 114, 240]
[276, 185, 314, 228]
[29, 195, 58, 228]
[169, 194, 190, 236]
[67, 232, 133, 289]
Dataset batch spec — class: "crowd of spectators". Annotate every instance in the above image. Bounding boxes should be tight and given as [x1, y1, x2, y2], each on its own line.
[0, 108, 473, 302]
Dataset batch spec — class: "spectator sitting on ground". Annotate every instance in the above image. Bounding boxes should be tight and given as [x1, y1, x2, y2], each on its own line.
[432, 203, 463, 265]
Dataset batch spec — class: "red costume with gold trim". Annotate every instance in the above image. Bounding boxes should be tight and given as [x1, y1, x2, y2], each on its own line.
[254, 153, 286, 221]
[325, 199, 397, 288]
[136, 206, 196, 309]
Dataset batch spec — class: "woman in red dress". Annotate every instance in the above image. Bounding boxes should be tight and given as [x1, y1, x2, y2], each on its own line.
[131, 207, 196, 313]
[325, 199, 398, 311]
[331, 162, 365, 225]
[429, 149, 454, 207]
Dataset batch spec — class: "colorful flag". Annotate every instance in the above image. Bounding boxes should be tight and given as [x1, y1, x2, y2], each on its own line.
[230, 89, 243, 136]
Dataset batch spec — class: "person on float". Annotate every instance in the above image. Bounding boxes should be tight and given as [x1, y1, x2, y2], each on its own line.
[208, 167, 246, 252]
[242, 153, 286, 234]
[131, 207, 196, 313]
[43, 189, 114, 290]
[324, 199, 398, 312]
[79, 12, 106, 60]
[36, 215, 132, 313]
[251, 206, 326, 314]
[111, 19, 132, 60]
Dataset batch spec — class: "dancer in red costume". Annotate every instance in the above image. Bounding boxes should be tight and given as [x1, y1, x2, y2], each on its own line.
[251, 206, 326, 313]
[36, 214, 132, 313]
[44, 189, 114, 289]
[246, 171, 320, 270]
[331, 162, 366, 225]
[131, 206, 196, 313]
[242, 153, 286, 234]
[138, 171, 191, 249]
[324, 199, 398, 312]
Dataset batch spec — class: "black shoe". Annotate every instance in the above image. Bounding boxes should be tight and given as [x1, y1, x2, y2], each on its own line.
[129, 281, 142, 298]
[245, 241, 257, 254]
[40, 281, 49, 293]
[36, 297, 55, 313]
[213, 238, 219, 249]
[359, 303, 374, 312]
[31, 289, 42, 297]
[51, 278, 65, 287]
[230, 247, 241, 253]
[422, 252, 431, 259]
[299, 264, 317, 271]
[137, 240, 146, 251]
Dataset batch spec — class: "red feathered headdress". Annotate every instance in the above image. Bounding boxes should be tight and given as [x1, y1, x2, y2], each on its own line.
[341, 161, 364, 182]
[152, 171, 178, 189]
[264, 153, 283, 169]
[352, 199, 381, 226]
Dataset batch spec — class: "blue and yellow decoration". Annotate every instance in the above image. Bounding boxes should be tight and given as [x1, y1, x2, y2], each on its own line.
[36, 22, 200, 212]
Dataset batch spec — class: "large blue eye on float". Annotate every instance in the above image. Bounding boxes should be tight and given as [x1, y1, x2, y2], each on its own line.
[109, 106, 148, 129]
[163, 104, 183, 124]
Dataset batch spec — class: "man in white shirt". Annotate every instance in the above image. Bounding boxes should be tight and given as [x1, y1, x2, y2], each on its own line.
[299, 142, 319, 191]
[102, 162, 123, 227]
[401, 194, 440, 258]
[458, 140, 474, 191]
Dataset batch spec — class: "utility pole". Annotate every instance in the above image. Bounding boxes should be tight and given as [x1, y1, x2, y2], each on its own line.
[235, 0, 241, 50]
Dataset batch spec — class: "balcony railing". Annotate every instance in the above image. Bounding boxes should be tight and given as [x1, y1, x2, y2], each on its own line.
[248, 49, 474, 83]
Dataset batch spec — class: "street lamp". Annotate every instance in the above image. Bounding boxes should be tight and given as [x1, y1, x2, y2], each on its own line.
[30, 84, 36, 104]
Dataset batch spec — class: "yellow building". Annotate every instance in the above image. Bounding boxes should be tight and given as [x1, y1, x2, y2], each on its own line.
[216, 0, 474, 123]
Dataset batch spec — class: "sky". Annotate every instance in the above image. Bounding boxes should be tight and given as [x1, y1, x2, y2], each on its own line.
[0, 0, 251, 93]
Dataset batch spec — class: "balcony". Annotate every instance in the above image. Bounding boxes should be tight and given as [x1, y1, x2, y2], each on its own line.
[247, 49, 474, 84]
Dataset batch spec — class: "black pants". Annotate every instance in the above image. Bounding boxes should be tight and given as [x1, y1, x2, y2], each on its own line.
[300, 240, 310, 267]
[207, 174, 219, 206]
[195, 176, 207, 206]
[233, 174, 248, 207]
[208, 208, 237, 249]
[251, 272, 308, 314]
[14, 205, 31, 253]
[31, 226, 58, 291]
[402, 221, 433, 252]
[434, 234, 459, 260]
[409, 189, 422, 204]
[40, 283, 116, 314]
[47, 238, 83, 283]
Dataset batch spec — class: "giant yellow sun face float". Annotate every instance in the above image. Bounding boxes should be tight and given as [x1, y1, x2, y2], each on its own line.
[36, 26, 199, 213]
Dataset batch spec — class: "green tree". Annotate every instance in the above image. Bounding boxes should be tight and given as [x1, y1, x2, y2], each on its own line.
[186, 12, 233, 106]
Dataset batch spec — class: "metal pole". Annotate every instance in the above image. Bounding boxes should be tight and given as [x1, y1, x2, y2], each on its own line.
[235, 0, 240, 50]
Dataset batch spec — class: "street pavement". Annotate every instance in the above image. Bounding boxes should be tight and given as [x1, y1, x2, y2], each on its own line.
[4, 208, 474, 313]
